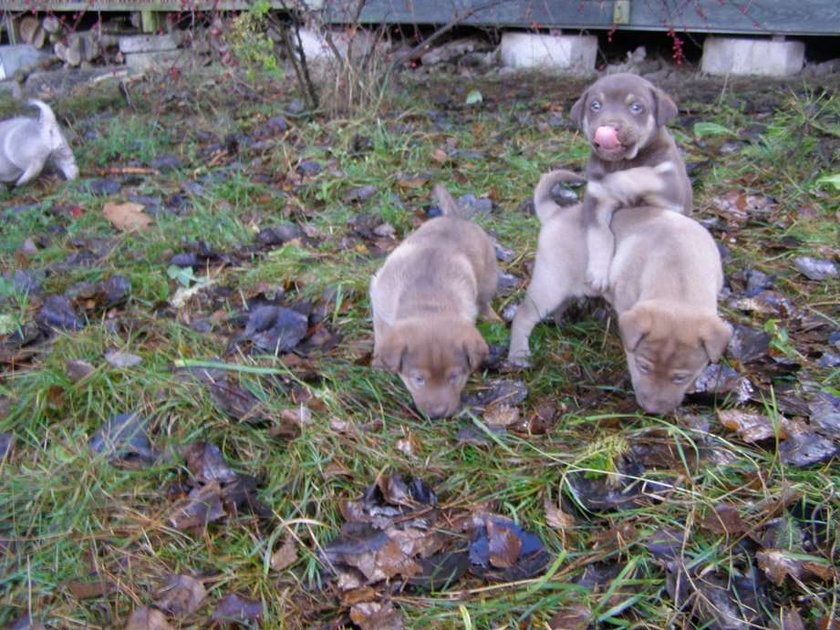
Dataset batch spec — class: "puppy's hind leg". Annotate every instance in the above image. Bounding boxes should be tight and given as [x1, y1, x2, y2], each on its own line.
[14, 159, 47, 187]
[582, 193, 617, 294]
[508, 263, 569, 366]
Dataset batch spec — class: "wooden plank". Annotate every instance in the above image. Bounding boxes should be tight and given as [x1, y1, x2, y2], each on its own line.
[324, 0, 840, 36]
[0, 0, 323, 10]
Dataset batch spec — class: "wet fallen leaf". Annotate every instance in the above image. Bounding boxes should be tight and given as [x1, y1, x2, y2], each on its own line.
[154, 574, 206, 617]
[232, 305, 308, 355]
[756, 549, 835, 586]
[270, 537, 298, 571]
[793, 256, 837, 281]
[469, 513, 550, 581]
[169, 481, 226, 530]
[36, 295, 85, 331]
[65, 359, 95, 382]
[210, 593, 263, 626]
[486, 517, 522, 568]
[183, 442, 238, 484]
[124, 606, 174, 630]
[544, 499, 575, 530]
[89, 412, 158, 469]
[105, 350, 142, 368]
[8, 614, 46, 630]
[779, 432, 838, 467]
[483, 401, 520, 427]
[781, 607, 806, 630]
[103, 202, 152, 232]
[548, 603, 591, 630]
[687, 364, 753, 405]
[65, 577, 116, 599]
[717, 409, 790, 442]
[349, 600, 405, 630]
[700, 504, 749, 536]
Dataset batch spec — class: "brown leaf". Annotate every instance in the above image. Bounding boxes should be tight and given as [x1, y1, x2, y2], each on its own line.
[124, 606, 174, 630]
[104, 350, 142, 368]
[270, 537, 298, 572]
[168, 481, 226, 530]
[717, 409, 789, 442]
[487, 518, 522, 569]
[210, 593, 263, 626]
[183, 442, 238, 484]
[349, 600, 405, 630]
[544, 499, 575, 530]
[699, 504, 749, 536]
[756, 549, 798, 586]
[103, 202, 152, 232]
[154, 574, 207, 617]
[65, 359, 95, 382]
[781, 607, 807, 630]
[65, 577, 116, 599]
[483, 402, 520, 427]
[549, 602, 591, 630]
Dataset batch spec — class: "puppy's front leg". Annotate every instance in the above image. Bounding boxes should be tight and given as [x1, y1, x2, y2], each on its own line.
[508, 266, 569, 365]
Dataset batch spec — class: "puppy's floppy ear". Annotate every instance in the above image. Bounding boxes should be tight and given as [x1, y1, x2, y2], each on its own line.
[699, 316, 732, 363]
[619, 305, 652, 352]
[651, 87, 678, 126]
[569, 91, 588, 129]
[373, 334, 407, 373]
[462, 328, 489, 371]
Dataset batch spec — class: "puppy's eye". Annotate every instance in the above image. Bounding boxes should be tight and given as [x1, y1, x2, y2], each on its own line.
[589, 100, 602, 112]
[629, 102, 644, 114]
[672, 373, 689, 384]
[412, 375, 426, 387]
[637, 361, 651, 375]
[448, 373, 461, 385]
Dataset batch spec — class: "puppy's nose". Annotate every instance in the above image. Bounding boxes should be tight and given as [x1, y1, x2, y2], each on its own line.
[426, 402, 456, 419]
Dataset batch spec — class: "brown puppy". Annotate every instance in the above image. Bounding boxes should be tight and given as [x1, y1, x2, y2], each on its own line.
[570, 73, 692, 292]
[370, 185, 498, 418]
[508, 168, 731, 414]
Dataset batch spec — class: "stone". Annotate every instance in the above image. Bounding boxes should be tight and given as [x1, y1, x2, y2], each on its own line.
[0, 44, 53, 80]
[701, 37, 805, 77]
[124, 50, 187, 72]
[499, 32, 597, 74]
[118, 33, 181, 54]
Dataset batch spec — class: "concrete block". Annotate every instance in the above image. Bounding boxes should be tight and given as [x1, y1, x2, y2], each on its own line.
[0, 44, 52, 81]
[124, 50, 186, 72]
[118, 33, 181, 54]
[500, 32, 597, 73]
[701, 37, 805, 77]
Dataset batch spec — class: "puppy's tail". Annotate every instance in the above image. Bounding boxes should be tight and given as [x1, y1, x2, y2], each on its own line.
[533, 169, 585, 223]
[432, 183, 465, 219]
[28, 99, 65, 151]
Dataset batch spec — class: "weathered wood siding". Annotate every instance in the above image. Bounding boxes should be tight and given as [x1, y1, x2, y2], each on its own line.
[2, 0, 838, 35]
[325, 0, 840, 36]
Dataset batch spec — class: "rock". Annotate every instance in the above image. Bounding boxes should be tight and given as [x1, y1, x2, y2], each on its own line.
[500, 32, 597, 74]
[793, 256, 838, 281]
[0, 44, 53, 81]
[118, 33, 181, 54]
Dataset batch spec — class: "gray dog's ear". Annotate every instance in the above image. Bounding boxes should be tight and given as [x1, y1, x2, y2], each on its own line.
[463, 329, 489, 371]
[569, 91, 587, 129]
[652, 87, 679, 126]
[699, 317, 732, 362]
[373, 335, 406, 373]
[619, 306, 652, 351]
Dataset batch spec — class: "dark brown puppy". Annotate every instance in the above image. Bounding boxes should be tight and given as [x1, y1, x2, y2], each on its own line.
[570, 73, 692, 292]
[370, 185, 498, 418]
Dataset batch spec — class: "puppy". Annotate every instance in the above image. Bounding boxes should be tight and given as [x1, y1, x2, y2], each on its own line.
[0, 99, 79, 187]
[370, 185, 498, 418]
[570, 73, 692, 292]
[509, 168, 731, 414]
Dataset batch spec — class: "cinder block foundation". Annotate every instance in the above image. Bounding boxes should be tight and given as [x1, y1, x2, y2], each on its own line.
[118, 33, 180, 54]
[701, 37, 805, 77]
[124, 50, 185, 72]
[500, 32, 597, 73]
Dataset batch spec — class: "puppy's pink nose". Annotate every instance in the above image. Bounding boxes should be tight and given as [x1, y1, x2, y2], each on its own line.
[594, 126, 620, 149]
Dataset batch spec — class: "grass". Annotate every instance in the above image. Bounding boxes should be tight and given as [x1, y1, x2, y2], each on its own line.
[0, 66, 838, 629]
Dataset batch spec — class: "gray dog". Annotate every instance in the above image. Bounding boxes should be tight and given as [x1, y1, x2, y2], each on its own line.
[0, 99, 78, 187]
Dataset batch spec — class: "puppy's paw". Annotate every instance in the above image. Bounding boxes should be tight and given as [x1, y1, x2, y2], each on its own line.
[654, 161, 675, 175]
[585, 267, 610, 294]
[504, 356, 531, 371]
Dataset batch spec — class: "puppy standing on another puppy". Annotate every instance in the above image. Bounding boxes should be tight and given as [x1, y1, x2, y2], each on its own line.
[370, 185, 498, 418]
[0, 99, 78, 187]
[509, 167, 731, 414]
[570, 73, 692, 291]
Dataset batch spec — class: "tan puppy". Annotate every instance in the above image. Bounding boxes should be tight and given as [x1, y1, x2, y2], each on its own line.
[509, 168, 731, 414]
[370, 185, 497, 418]
[570, 73, 692, 292]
